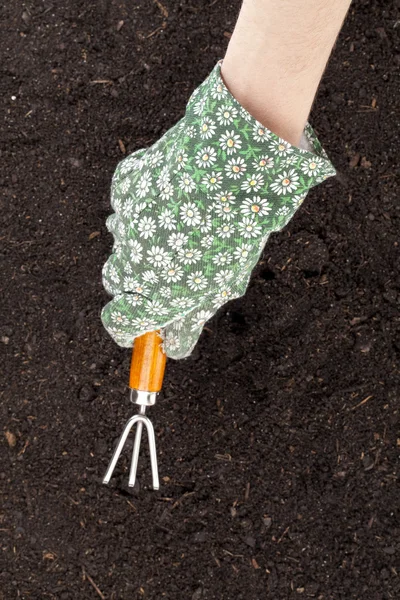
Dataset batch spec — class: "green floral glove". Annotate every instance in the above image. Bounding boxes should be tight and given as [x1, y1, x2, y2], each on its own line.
[101, 59, 336, 359]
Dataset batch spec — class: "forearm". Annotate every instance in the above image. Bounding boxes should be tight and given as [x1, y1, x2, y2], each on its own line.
[221, 0, 352, 146]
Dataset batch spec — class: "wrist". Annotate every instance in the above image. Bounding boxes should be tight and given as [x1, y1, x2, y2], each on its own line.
[219, 60, 307, 146]
[221, 0, 352, 146]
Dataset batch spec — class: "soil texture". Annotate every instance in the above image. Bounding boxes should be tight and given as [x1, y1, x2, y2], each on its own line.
[1, 0, 399, 598]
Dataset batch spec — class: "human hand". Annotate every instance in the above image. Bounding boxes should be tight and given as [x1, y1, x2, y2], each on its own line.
[101, 59, 336, 359]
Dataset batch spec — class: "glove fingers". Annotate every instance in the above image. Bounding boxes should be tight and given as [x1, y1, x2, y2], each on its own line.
[163, 276, 251, 359]
[101, 288, 211, 351]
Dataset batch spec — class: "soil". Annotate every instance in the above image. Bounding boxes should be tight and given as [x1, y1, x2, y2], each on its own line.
[1, 0, 399, 598]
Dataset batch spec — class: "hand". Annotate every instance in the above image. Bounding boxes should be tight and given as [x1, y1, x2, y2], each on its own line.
[101, 59, 336, 359]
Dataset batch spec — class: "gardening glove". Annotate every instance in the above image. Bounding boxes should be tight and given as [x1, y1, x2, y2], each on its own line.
[101, 58, 336, 359]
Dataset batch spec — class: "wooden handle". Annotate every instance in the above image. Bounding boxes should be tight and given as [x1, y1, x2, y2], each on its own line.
[129, 330, 167, 392]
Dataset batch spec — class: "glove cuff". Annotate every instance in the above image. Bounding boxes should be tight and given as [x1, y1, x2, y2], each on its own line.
[182, 58, 336, 186]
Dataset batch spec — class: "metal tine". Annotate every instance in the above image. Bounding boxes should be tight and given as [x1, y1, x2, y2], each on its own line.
[129, 406, 160, 490]
[103, 406, 159, 490]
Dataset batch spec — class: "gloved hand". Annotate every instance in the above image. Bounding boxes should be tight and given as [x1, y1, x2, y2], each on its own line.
[101, 59, 336, 359]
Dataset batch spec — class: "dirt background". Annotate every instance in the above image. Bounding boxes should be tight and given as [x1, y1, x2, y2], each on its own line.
[1, 0, 399, 598]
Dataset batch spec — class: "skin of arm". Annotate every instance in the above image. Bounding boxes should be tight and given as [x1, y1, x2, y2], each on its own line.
[221, 0, 352, 146]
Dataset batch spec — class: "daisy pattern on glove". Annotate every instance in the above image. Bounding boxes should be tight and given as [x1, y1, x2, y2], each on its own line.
[101, 59, 337, 359]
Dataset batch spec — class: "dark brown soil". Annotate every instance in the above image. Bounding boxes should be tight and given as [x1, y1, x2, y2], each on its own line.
[1, 1, 399, 598]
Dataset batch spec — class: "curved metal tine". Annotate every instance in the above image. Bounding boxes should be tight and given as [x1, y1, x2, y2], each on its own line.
[129, 419, 144, 488]
[147, 417, 160, 491]
[102, 414, 141, 485]
[129, 415, 159, 490]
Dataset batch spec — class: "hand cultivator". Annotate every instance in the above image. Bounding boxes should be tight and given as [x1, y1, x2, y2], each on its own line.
[103, 331, 166, 490]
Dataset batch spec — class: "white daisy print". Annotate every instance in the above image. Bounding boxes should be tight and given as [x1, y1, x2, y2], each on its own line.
[291, 194, 307, 208]
[128, 201, 147, 226]
[185, 125, 196, 138]
[158, 286, 172, 298]
[148, 150, 164, 168]
[238, 216, 263, 239]
[147, 245, 173, 268]
[130, 317, 157, 331]
[240, 196, 272, 217]
[201, 171, 223, 191]
[199, 214, 213, 233]
[190, 309, 214, 331]
[121, 198, 134, 219]
[111, 194, 122, 213]
[301, 158, 322, 176]
[111, 311, 129, 326]
[101, 59, 336, 361]
[114, 243, 123, 259]
[180, 202, 201, 227]
[214, 190, 235, 204]
[210, 81, 227, 101]
[213, 201, 237, 221]
[172, 316, 184, 331]
[123, 276, 138, 291]
[165, 331, 180, 350]
[175, 150, 188, 170]
[144, 300, 169, 316]
[161, 262, 184, 283]
[119, 157, 139, 175]
[215, 223, 234, 238]
[269, 138, 294, 157]
[160, 181, 175, 201]
[212, 287, 232, 306]
[252, 122, 272, 143]
[252, 156, 274, 171]
[127, 239, 143, 264]
[170, 297, 196, 310]
[270, 169, 300, 195]
[125, 294, 145, 307]
[103, 278, 118, 295]
[193, 96, 207, 115]
[238, 105, 252, 122]
[158, 208, 177, 230]
[120, 154, 145, 174]
[212, 251, 232, 266]
[281, 155, 297, 167]
[200, 234, 214, 248]
[187, 87, 200, 105]
[276, 206, 290, 216]
[233, 243, 253, 262]
[199, 117, 217, 140]
[179, 173, 196, 194]
[136, 170, 152, 198]
[214, 269, 234, 285]
[187, 271, 207, 291]
[138, 215, 156, 239]
[219, 130, 242, 155]
[108, 264, 120, 284]
[129, 280, 149, 295]
[117, 221, 126, 238]
[167, 232, 188, 250]
[142, 270, 159, 284]
[240, 173, 264, 193]
[176, 247, 202, 265]
[195, 146, 217, 169]
[224, 157, 247, 179]
[156, 165, 171, 189]
[119, 178, 131, 195]
[216, 105, 238, 125]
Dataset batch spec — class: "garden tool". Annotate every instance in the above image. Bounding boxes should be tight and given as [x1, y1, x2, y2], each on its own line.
[103, 330, 166, 489]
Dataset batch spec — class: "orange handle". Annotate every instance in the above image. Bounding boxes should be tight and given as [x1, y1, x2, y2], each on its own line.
[129, 330, 167, 392]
